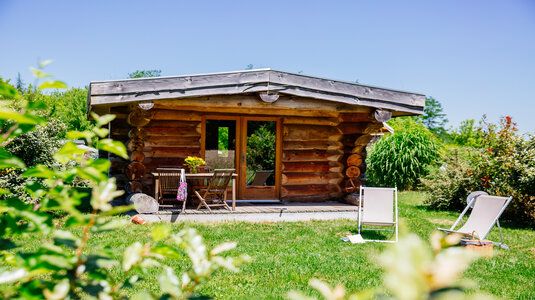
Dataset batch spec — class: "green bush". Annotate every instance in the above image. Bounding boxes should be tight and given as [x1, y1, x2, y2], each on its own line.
[421, 147, 479, 210]
[366, 118, 441, 190]
[423, 116, 535, 226]
[5, 119, 65, 167]
[0, 120, 66, 203]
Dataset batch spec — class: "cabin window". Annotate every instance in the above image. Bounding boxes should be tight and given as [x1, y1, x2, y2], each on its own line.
[245, 121, 276, 187]
[205, 120, 236, 169]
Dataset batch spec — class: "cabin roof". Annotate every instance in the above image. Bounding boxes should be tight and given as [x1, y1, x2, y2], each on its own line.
[88, 69, 426, 115]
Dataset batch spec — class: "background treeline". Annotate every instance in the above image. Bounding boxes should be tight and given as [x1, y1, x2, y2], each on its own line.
[366, 98, 535, 226]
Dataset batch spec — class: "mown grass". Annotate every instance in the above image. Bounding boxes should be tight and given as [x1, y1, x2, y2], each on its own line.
[8, 192, 535, 299]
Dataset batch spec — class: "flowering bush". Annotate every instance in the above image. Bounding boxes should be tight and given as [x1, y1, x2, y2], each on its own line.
[423, 116, 535, 226]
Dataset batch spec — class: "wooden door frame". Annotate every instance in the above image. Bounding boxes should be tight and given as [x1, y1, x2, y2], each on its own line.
[238, 116, 282, 200]
[201, 114, 242, 178]
[201, 115, 282, 200]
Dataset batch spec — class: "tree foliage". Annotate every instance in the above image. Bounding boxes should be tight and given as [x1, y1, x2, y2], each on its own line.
[421, 97, 448, 137]
[128, 69, 162, 78]
[448, 119, 485, 147]
[40, 88, 92, 132]
[366, 118, 441, 190]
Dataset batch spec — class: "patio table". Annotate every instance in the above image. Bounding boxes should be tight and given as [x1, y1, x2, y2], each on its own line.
[152, 172, 238, 210]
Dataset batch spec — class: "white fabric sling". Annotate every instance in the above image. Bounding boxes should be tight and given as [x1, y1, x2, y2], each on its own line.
[351, 186, 398, 243]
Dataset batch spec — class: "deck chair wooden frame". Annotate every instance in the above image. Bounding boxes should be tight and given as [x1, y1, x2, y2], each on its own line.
[194, 169, 234, 212]
[156, 167, 187, 213]
[438, 194, 513, 249]
[249, 170, 273, 186]
[358, 186, 398, 243]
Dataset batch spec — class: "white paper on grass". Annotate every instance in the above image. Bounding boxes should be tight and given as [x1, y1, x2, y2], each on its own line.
[347, 234, 365, 244]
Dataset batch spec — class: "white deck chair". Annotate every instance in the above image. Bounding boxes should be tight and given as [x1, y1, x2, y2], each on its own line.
[438, 195, 513, 249]
[357, 186, 398, 243]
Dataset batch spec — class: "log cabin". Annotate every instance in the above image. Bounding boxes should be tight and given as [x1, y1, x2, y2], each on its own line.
[88, 69, 425, 202]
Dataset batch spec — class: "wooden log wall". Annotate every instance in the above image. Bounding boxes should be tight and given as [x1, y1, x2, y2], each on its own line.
[281, 118, 345, 202]
[108, 107, 202, 196]
[141, 109, 202, 194]
[280, 112, 382, 202]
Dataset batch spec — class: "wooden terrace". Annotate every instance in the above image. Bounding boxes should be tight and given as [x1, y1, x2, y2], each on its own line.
[138, 201, 359, 223]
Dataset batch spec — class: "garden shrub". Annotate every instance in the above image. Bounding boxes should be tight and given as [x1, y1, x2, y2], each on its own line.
[0, 119, 66, 203]
[423, 116, 535, 226]
[366, 118, 441, 190]
[5, 119, 65, 167]
[421, 147, 479, 210]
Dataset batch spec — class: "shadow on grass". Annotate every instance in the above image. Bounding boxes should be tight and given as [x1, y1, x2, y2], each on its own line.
[345, 228, 395, 241]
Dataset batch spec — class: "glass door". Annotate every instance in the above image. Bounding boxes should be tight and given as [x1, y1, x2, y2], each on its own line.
[239, 117, 280, 200]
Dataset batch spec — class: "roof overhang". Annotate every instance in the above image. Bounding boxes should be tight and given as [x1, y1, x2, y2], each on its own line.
[88, 69, 426, 115]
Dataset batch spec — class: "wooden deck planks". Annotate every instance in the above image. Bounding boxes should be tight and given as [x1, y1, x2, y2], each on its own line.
[162, 201, 358, 215]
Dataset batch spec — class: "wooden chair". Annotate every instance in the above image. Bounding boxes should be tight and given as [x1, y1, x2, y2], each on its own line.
[249, 170, 273, 186]
[156, 168, 187, 212]
[188, 165, 214, 191]
[194, 169, 234, 211]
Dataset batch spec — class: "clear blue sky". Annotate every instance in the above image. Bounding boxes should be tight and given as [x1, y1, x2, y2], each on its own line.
[1, 0, 534, 132]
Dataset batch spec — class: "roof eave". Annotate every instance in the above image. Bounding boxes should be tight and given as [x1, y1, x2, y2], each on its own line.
[88, 69, 425, 115]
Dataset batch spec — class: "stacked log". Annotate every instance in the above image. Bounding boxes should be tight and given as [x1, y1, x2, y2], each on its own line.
[337, 113, 378, 194]
[123, 105, 153, 194]
[281, 119, 344, 201]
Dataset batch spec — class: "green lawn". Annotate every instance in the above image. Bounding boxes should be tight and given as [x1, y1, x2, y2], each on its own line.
[10, 192, 535, 299]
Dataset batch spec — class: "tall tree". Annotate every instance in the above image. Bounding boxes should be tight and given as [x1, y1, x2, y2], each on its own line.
[422, 97, 448, 136]
[15, 73, 26, 92]
[128, 69, 162, 78]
